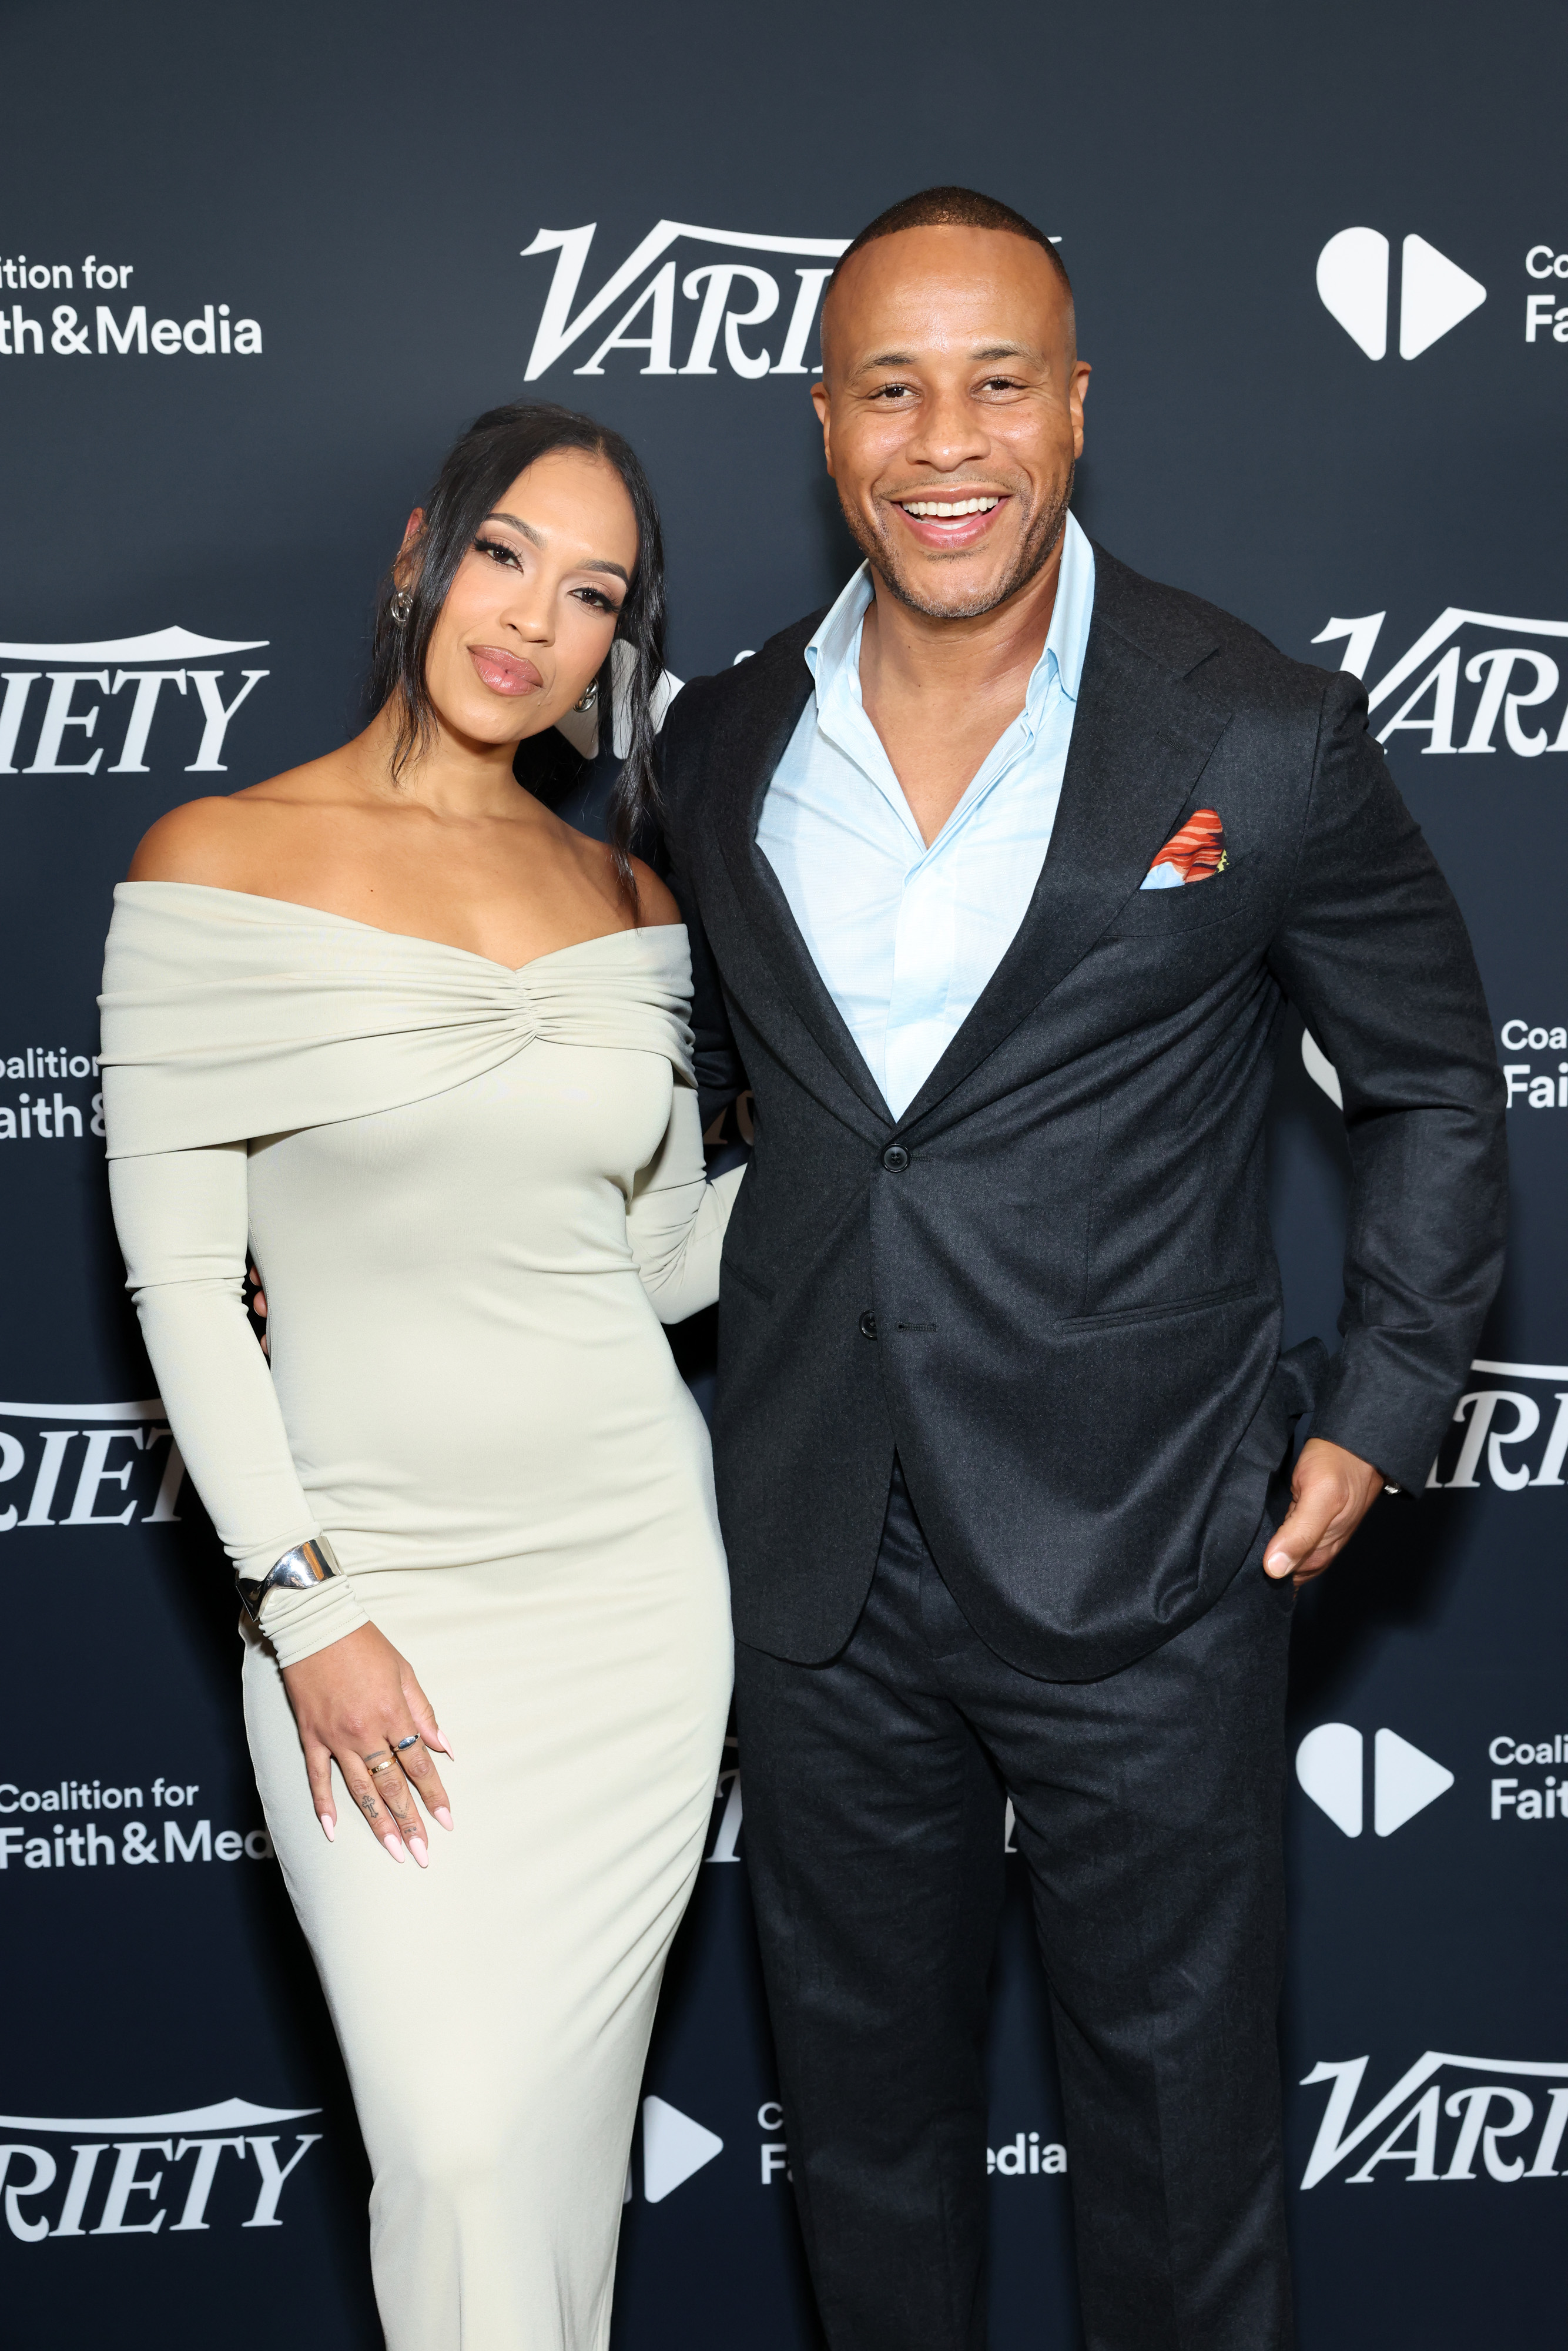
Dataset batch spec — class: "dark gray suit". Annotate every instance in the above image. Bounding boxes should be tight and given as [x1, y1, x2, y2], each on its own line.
[661, 545, 1506, 2350]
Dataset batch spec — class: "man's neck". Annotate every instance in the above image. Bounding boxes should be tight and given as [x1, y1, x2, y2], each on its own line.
[855, 538, 1065, 848]
[858, 535, 1063, 709]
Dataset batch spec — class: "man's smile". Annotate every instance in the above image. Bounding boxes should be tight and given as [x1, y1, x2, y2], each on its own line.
[886, 490, 1013, 550]
[897, 495, 1001, 517]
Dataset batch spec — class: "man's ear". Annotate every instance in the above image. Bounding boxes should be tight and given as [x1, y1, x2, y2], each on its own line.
[810, 383, 835, 478]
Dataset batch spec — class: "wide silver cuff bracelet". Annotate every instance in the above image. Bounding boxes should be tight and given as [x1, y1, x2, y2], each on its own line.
[235, 1535, 341, 1624]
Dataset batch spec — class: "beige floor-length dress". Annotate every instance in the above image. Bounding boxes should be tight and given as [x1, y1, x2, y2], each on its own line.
[100, 881, 739, 2351]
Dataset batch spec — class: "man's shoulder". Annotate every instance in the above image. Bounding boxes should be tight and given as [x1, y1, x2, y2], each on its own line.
[1090, 541, 1346, 718]
[664, 609, 825, 761]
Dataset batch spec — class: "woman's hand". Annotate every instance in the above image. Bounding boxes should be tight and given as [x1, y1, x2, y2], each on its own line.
[280, 1620, 454, 1864]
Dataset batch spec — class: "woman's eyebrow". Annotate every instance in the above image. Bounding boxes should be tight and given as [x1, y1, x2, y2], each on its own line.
[484, 512, 629, 586]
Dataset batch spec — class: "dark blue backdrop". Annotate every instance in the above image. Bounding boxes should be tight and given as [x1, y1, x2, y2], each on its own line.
[1, 5, 1563, 2344]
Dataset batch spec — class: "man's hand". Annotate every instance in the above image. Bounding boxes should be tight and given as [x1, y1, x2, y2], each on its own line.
[1263, 1436, 1385, 1586]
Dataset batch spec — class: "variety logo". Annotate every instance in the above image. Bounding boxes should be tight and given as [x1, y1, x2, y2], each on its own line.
[0, 2097, 318, 2239]
[1427, 1362, 1568, 1492]
[1310, 606, 1568, 759]
[0, 1398, 188, 1533]
[1299, 2051, 1568, 2188]
[0, 628, 269, 778]
[1295, 1724, 1453, 1838]
[520, 217, 850, 382]
[1316, 228, 1486, 360]
[0, 252, 262, 361]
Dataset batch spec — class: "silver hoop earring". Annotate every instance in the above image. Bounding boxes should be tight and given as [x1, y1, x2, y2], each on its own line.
[388, 588, 413, 625]
[574, 679, 599, 713]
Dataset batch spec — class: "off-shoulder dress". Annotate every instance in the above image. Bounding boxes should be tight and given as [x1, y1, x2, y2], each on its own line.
[100, 881, 739, 2351]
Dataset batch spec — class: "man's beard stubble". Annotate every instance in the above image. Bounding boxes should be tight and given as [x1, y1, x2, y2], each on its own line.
[840, 460, 1076, 624]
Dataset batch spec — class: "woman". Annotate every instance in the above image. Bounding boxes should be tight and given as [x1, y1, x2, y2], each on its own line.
[100, 402, 740, 2350]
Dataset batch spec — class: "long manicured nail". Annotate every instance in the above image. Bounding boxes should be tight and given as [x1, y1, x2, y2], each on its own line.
[319, 1813, 336, 1843]
[409, 1835, 429, 1869]
[433, 1806, 454, 1833]
[431, 1730, 455, 1760]
[383, 1834, 406, 1863]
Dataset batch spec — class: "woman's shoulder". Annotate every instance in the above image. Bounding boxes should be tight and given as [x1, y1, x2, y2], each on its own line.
[629, 856, 680, 931]
[127, 757, 347, 887]
[556, 823, 680, 933]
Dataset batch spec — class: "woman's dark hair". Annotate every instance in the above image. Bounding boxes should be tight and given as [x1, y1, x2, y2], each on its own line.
[367, 401, 666, 892]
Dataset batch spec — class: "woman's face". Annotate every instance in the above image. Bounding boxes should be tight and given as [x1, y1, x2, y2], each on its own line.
[414, 448, 639, 749]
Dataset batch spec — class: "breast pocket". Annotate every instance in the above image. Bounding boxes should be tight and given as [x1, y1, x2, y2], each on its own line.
[1106, 867, 1256, 937]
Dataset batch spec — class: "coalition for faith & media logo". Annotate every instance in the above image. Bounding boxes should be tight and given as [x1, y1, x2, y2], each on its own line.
[0, 1763, 272, 1876]
[1296, 1721, 1568, 1838]
[1316, 230, 1568, 356]
[1295, 1724, 1453, 1838]
[0, 249, 262, 361]
[0, 628, 269, 778]
[1316, 229, 1485, 360]
[0, 2098, 317, 2239]
[1298, 2051, 1568, 2188]
[638, 2092, 1066, 2201]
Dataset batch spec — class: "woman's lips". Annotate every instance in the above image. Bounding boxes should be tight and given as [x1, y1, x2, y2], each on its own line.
[468, 644, 543, 696]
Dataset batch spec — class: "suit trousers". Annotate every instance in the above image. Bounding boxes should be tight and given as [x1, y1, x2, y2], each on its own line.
[735, 1461, 1296, 2351]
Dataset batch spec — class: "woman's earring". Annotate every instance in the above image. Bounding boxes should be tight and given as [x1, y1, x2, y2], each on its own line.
[388, 588, 413, 625]
[574, 679, 599, 713]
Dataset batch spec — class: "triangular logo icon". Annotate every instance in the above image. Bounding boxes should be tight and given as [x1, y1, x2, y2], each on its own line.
[641, 2095, 724, 2203]
[1316, 227, 1390, 360]
[1399, 235, 1486, 359]
[1373, 1727, 1455, 1836]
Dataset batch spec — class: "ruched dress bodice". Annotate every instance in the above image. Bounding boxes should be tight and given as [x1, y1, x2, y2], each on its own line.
[101, 880, 738, 1659]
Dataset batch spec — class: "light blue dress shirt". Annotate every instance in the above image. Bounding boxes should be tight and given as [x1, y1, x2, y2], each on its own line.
[756, 512, 1095, 1118]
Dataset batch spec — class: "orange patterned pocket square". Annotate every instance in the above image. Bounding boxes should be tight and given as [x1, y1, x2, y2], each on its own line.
[1142, 808, 1228, 890]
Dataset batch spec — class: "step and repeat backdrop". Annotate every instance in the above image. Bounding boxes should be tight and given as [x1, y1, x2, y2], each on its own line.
[0, 3, 1562, 2346]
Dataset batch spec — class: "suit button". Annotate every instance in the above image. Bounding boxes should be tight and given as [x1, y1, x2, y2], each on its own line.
[859, 1310, 878, 1340]
[882, 1144, 910, 1172]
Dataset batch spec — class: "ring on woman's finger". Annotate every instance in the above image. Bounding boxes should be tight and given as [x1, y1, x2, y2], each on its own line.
[394, 1733, 423, 1753]
[367, 1757, 398, 1779]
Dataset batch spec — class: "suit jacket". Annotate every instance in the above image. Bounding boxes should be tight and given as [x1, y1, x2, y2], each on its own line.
[661, 543, 1507, 1680]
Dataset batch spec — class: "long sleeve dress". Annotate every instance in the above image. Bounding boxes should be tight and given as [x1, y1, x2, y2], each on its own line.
[100, 880, 741, 2351]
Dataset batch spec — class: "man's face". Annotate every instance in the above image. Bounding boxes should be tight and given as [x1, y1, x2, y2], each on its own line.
[813, 225, 1090, 621]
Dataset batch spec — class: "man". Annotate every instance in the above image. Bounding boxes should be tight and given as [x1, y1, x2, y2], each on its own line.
[661, 187, 1505, 2350]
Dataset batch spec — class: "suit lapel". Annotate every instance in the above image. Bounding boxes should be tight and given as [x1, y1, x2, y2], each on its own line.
[711, 622, 896, 1131]
[897, 562, 1232, 1135]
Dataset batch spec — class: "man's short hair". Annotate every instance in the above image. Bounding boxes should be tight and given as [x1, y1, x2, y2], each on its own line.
[829, 186, 1071, 298]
